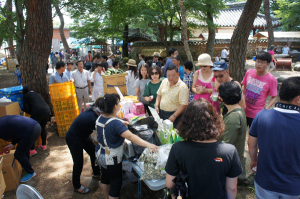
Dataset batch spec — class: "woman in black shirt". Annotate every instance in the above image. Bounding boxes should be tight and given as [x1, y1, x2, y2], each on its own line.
[23, 86, 51, 155]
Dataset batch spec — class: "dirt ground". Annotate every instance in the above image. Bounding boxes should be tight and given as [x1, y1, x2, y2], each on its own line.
[0, 65, 256, 199]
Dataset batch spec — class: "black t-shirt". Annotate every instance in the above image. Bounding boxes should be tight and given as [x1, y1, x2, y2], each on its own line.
[66, 110, 98, 141]
[165, 141, 242, 199]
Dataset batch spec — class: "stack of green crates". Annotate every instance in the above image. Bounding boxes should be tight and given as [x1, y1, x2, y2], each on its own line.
[49, 82, 79, 137]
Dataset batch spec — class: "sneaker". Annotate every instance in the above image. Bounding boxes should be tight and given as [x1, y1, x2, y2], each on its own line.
[21, 172, 36, 182]
[30, 149, 37, 157]
[74, 186, 90, 194]
[38, 145, 47, 150]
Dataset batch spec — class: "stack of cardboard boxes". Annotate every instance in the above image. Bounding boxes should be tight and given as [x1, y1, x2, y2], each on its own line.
[0, 102, 23, 195]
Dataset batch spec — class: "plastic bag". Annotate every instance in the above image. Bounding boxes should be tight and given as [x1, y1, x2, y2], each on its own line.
[0, 97, 11, 102]
[128, 116, 161, 159]
[139, 148, 165, 180]
[155, 144, 172, 170]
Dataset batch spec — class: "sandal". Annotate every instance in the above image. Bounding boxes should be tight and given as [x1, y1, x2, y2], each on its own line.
[74, 186, 90, 194]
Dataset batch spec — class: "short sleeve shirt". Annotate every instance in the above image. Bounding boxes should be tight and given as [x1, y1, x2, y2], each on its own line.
[157, 78, 189, 112]
[134, 79, 150, 104]
[143, 78, 165, 108]
[71, 69, 91, 88]
[165, 141, 242, 198]
[241, 69, 277, 118]
[268, 50, 274, 62]
[49, 71, 69, 85]
[96, 116, 128, 154]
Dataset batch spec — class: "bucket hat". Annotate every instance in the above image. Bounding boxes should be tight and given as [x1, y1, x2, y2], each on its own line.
[126, 59, 137, 67]
[153, 52, 160, 57]
[108, 52, 114, 57]
[195, 53, 213, 66]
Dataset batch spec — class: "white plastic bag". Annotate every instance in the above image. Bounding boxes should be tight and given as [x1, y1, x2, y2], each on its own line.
[155, 144, 172, 170]
[0, 97, 11, 102]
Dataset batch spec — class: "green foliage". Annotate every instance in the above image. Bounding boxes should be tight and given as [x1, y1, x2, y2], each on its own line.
[274, 0, 300, 31]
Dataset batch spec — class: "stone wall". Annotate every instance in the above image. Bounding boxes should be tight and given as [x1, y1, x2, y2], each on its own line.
[131, 41, 300, 63]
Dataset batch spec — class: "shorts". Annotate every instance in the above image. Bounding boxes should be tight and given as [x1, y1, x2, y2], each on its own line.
[246, 117, 254, 128]
[268, 62, 275, 70]
[101, 163, 123, 197]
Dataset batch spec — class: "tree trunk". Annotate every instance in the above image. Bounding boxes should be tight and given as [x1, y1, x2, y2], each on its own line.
[54, 4, 70, 54]
[169, 17, 174, 48]
[164, 23, 169, 54]
[179, 0, 193, 62]
[229, 0, 263, 82]
[264, 0, 274, 48]
[6, 0, 15, 57]
[122, 24, 129, 58]
[21, 0, 53, 113]
[206, 10, 215, 58]
[15, 0, 25, 63]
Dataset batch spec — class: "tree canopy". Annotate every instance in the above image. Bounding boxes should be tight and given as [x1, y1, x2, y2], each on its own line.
[274, 0, 300, 31]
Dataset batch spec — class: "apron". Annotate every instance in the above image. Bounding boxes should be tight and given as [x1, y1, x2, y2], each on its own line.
[95, 116, 124, 167]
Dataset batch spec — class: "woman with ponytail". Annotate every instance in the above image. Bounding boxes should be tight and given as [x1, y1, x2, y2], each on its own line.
[95, 93, 159, 199]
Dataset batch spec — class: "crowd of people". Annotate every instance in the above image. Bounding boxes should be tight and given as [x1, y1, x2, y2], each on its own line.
[2, 45, 300, 199]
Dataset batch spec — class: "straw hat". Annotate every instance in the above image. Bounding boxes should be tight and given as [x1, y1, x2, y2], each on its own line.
[195, 53, 213, 66]
[153, 52, 160, 57]
[126, 59, 137, 67]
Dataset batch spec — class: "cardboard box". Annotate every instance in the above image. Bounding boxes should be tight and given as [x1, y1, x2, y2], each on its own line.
[2, 150, 22, 192]
[0, 157, 6, 196]
[102, 73, 127, 95]
[0, 102, 21, 118]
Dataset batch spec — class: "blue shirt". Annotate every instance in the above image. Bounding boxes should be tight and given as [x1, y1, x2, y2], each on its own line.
[66, 110, 98, 141]
[49, 71, 69, 85]
[183, 71, 195, 102]
[178, 65, 185, 80]
[163, 57, 173, 77]
[64, 69, 72, 80]
[0, 115, 38, 145]
[249, 107, 300, 195]
[14, 69, 21, 77]
[96, 117, 128, 154]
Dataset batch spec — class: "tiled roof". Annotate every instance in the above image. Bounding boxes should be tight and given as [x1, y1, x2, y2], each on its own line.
[189, 1, 281, 29]
[253, 31, 300, 42]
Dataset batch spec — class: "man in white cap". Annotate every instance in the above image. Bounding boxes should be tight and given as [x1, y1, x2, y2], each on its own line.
[221, 47, 229, 62]
[152, 52, 162, 67]
[107, 52, 114, 68]
[71, 60, 91, 113]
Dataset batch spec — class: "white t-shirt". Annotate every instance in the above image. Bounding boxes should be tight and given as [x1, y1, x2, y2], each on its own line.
[126, 70, 138, 95]
[221, 49, 229, 58]
[71, 69, 91, 87]
[282, 47, 290, 54]
[215, 57, 220, 62]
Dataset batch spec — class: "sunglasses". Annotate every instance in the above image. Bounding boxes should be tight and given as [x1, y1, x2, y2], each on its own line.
[214, 72, 227, 79]
[200, 66, 212, 68]
[151, 72, 159, 75]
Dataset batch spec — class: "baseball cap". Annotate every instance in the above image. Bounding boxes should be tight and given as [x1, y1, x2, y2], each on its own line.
[212, 61, 228, 71]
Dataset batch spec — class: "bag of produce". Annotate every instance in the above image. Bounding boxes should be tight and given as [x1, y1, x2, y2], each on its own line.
[155, 144, 172, 170]
[139, 148, 166, 180]
[128, 117, 161, 159]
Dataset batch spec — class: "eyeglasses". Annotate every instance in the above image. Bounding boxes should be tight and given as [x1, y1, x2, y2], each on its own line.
[256, 60, 267, 65]
[214, 72, 227, 79]
[151, 72, 159, 75]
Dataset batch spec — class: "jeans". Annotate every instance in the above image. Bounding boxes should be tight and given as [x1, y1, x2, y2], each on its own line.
[66, 136, 100, 189]
[31, 113, 50, 149]
[15, 123, 41, 174]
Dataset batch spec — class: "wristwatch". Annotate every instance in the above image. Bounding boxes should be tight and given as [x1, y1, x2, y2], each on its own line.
[173, 114, 176, 118]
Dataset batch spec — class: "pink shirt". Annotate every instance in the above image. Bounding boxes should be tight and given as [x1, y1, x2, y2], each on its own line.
[268, 50, 274, 62]
[242, 69, 277, 118]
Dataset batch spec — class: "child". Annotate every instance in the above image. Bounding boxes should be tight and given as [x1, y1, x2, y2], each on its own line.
[14, 65, 22, 85]
[183, 61, 194, 102]
[135, 63, 151, 115]
[126, 59, 138, 95]
[90, 63, 105, 101]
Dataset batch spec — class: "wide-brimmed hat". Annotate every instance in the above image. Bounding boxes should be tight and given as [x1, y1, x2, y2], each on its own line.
[108, 52, 114, 57]
[195, 53, 213, 66]
[126, 59, 137, 67]
[153, 52, 160, 57]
